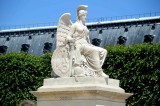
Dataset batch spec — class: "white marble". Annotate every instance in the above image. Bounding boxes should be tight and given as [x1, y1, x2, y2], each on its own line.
[31, 77, 132, 106]
[37, 77, 124, 93]
[31, 5, 132, 106]
[51, 5, 108, 78]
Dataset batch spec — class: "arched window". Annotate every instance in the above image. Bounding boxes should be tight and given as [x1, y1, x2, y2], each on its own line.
[92, 38, 101, 46]
[99, 29, 103, 34]
[28, 35, 32, 40]
[43, 42, 52, 53]
[21, 44, 30, 52]
[0, 45, 8, 54]
[124, 28, 128, 32]
[117, 36, 127, 45]
[143, 35, 155, 43]
[6, 37, 10, 41]
[51, 33, 55, 38]
[151, 25, 155, 30]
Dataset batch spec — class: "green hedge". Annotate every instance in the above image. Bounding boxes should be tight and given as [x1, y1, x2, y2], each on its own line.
[103, 43, 160, 106]
[0, 43, 160, 106]
[0, 52, 51, 106]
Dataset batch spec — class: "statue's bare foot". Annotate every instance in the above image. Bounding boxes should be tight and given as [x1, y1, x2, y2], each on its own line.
[96, 71, 109, 78]
[101, 71, 109, 78]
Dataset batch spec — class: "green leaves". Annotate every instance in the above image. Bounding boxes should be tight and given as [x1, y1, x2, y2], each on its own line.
[0, 43, 160, 106]
[104, 43, 160, 106]
[0, 52, 52, 106]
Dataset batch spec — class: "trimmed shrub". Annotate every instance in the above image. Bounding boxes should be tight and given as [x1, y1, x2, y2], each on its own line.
[0, 43, 159, 106]
[103, 43, 160, 106]
[0, 52, 51, 106]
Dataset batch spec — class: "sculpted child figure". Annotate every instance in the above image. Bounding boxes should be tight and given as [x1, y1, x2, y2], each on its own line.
[51, 5, 108, 78]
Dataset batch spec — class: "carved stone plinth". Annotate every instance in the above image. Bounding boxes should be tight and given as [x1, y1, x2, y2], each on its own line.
[31, 77, 132, 106]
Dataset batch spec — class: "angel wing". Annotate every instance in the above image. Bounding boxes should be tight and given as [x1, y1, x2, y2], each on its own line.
[51, 13, 73, 77]
[56, 13, 72, 47]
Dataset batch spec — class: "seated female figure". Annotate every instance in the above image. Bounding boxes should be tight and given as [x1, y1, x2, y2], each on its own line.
[67, 6, 108, 77]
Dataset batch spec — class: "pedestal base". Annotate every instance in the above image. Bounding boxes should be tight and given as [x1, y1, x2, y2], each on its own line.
[31, 77, 132, 106]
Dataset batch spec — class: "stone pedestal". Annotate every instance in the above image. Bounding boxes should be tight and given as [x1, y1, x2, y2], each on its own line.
[31, 77, 132, 106]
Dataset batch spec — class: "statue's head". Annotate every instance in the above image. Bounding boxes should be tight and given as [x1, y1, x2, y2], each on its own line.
[77, 5, 88, 22]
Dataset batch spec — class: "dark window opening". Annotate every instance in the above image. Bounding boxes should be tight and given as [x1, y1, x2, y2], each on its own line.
[43, 42, 53, 53]
[117, 36, 127, 45]
[6, 37, 10, 41]
[92, 38, 101, 46]
[99, 29, 103, 34]
[51, 34, 55, 38]
[151, 25, 155, 30]
[0, 45, 8, 54]
[124, 28, 128, 32]
[28, 35, 32, 40]
[21, 44, 30, 52]
[144, 35, 155, 43]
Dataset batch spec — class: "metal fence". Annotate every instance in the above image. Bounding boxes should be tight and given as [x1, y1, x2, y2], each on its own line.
[87, 12, 160, 22]
[0, 12, 160, 31]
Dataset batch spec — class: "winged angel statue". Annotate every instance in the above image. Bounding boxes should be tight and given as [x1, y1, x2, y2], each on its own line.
[51, 5, 108, 78]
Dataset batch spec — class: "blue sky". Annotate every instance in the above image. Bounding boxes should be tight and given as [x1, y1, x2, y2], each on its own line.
[0, 0, 160, 27]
